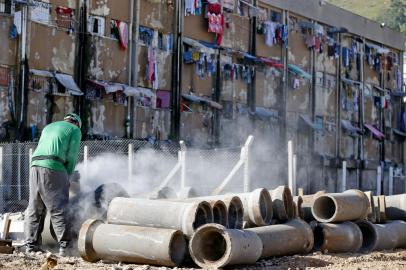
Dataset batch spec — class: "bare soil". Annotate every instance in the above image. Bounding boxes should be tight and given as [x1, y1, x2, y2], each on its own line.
[1, 250, 406, 270]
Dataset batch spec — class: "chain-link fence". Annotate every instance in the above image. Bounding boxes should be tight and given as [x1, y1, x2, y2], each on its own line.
[0, 140, 246, 214]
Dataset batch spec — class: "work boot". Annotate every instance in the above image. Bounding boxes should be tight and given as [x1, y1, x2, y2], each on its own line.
[25, 244, 44, 254]
[58, 246, 66, 257]
[59, 241, 69, 257]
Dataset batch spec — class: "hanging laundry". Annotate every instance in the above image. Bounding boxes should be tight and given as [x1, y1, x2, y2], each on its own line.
[305, 35, 316, 49]
[257, 8, 268, 24]
[293, 78, 300, 89]
[147, 47, 159, 90]
[118, 21, 129, 50]
[139, 26, 154, 45]
[281, 25, 288, 47]
[397, 67, 402, 91]
[342, 47, 350, 67]
[264, 21, 277, 47]
[207, 2, 224, 45]
[222, 0, 234, 12]
[185, 0, 202, 16]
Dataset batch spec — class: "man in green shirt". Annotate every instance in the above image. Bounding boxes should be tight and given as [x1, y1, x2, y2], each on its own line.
[25, 113, 82, 256]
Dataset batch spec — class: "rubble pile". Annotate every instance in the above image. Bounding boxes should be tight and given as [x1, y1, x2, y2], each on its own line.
[76, 187, 406, 268]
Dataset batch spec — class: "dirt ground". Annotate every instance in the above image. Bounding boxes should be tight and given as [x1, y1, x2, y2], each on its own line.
[1, 250, 406, 270]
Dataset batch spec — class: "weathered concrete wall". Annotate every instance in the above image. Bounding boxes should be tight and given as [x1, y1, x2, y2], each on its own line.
[28, 23, 76, 74]
[0, 16, 17, 66]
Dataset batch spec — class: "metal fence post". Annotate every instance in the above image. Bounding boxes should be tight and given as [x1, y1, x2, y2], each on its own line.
[389, 166, 394, 195]
[288, 140, 293, 194]
[179, 141, 186, 189]
[292, 154, 297, 196]
[243, 135, 254, 192]
[17, 144, 21, 201]
[28, 148, 32, 183]
[376, 166, 382, 195]
[0, 147, 3, 212]
[83, 145, 88, 184]
[342, 161, 347, 192]
[128, 144, 134, 186]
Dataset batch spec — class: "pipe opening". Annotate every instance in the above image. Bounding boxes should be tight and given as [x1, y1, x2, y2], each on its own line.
[313, 225, 325, 250]
[213, 207, 221, 224]
[195, 230, 227, 263]
[228, 200, 243, 229]
[193, 206, 210, 230]
[169, 232, 187, 266]
[313, 197, 336, 221]
[259, 191, 273, 224]
[213, 202, 227, 226]
[357, 222, 376, 253]
[228, 204, 238, 229]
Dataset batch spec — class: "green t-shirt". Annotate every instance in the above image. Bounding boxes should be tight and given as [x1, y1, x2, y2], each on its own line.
[31, 121, 82, 174]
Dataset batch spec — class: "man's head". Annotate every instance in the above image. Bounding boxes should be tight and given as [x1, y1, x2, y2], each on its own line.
[64, 113, 82, 129]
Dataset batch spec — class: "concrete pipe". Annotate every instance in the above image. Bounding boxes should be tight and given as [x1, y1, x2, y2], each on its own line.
[270, 186, 294, 222]
[386, 194, 406, 221]
[373, 196, 381, 223]
[313, 222, 363, 253]
[189, 223, 262, 268]
[107, 198, 213, 236]
[378, 195, 387, 223]
[354, 220, 378, 253]
[302, 191, 325, 222]
[247, 219, 313, 258]
[211, 200, 228, 227]
[364, 191, 376, 223]
[293, 196, 304, 219]
[356, 220, 406, 251]
[312, 189, 369, 223]
[78, 219, 186, 267]
[182, 195, 245, 229]
[237, 188, 273, 226]
[199, 189, 272, 227]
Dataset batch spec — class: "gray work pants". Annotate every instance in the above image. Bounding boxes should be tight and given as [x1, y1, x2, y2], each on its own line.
[25, 166, 70, 248]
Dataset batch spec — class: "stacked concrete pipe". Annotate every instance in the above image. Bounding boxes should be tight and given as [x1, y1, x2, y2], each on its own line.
[179, 195, 244, 229]
[186, 188, 273, 228]
[270, 186, 294, 222]
[247, 219, 313, 258]
[78, 219, 186, 267]
[301, 191, 325, 221]
[313, 222, 363, 253]
[293, 196, 304, 219]
[385, 194, 406, 220]
[189, 223, 263, 268]
[355, 220, 406, 252]
[312, 189, 370, 223]
[107, 198, 213, 236]
[363, 191, 376, 223]
[210, 200, 228, 227]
